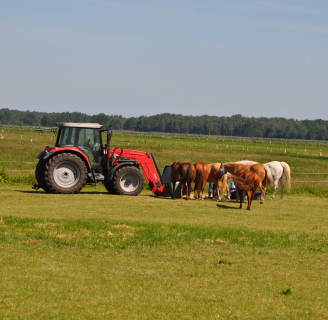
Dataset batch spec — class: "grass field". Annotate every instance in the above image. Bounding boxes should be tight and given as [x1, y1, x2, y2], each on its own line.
[1, 185, 328, 319]
[1, 126, 328, 319]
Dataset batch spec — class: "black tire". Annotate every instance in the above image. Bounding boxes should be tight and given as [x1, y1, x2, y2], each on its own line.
[35, 160, 51, 192]
[112, 166, 144, 196]
[43, 153, 88, 194]
[104, 176, 118, 194]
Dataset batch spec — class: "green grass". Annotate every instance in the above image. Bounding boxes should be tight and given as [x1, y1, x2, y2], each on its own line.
[1, 184, 328, 319]
[1, 128, 328, 318]
[2, 243, 327, 319]
[1, 215, 327, 251]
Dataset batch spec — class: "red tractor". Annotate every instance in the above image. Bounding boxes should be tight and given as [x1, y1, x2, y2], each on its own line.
[34, 122, 170, 196]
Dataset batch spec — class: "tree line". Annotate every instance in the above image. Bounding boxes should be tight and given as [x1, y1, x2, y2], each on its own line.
[1, 108, 328, 140]
[0, 109, 124, 130]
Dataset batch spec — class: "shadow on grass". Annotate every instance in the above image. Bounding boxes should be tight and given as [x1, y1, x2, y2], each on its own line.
[148, 195, 208, 201]
[75, 192, 109, 195]
[14, 190, 46, 194]
[14, 190, 109, 195]
[216, 203, 240, 210]
[148, 195, 185, 200]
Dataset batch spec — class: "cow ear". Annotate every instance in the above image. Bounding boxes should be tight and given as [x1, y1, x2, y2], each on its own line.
[169, 162, 172, 165]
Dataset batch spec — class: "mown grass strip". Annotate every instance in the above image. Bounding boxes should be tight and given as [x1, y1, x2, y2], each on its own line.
[1, 216, 327, 251]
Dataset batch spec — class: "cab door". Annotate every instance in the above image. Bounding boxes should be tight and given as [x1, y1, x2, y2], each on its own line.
[77, 128, 103, 169]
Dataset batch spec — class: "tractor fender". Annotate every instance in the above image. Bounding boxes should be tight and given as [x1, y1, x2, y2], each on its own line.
[108, 162, 136, 180]
[36, 151, 47, 159]
[38, 149, 92, 171]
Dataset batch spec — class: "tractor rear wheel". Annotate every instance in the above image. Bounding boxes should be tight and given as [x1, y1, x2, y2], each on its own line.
[43, 153, 87, 194]
[112, 166, 144, 196]
[35, 160, 51, 192]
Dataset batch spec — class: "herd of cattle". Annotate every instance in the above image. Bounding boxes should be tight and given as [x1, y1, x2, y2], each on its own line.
[170, 160, 291, 210]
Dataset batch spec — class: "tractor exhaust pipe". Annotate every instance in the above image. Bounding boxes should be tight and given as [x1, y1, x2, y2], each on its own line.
[106, 127, 112, 173]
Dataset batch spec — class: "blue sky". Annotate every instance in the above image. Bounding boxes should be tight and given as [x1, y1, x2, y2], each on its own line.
[1, 0, 327, 119]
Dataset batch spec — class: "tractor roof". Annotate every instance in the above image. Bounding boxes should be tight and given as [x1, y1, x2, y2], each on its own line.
[59, 122, 103, 129]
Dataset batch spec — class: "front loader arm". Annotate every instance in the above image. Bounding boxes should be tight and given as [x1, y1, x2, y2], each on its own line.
[107, 148, 170, 197]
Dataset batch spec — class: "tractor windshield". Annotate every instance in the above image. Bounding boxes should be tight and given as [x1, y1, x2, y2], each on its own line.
[77, 128, 102, 168]
[58, 127, 76, 147]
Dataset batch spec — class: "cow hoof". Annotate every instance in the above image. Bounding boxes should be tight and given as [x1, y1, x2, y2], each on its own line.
[260, 201, 264, 204]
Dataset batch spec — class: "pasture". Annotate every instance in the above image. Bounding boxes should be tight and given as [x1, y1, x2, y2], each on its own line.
[1, 126, 328, 193]
[1, 126, 328, 319]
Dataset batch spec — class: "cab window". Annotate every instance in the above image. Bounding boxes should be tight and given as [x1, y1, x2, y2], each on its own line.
[58, 127, 76, 147]
[78, 129, 102, 167]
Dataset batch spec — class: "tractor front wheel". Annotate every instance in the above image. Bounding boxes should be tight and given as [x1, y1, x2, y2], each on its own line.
[43, 153, 87, 194]
[112, 166, 144, 196]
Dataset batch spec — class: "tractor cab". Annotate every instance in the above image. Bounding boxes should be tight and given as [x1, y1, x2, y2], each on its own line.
[56, 123, 104, 169]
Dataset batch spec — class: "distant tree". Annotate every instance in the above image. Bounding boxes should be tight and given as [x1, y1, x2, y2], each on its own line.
[41, 115, 52, 126]
[124, 118, 137, 130]
[1, 108, 328, 141]
[23, 112, 37, 125]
